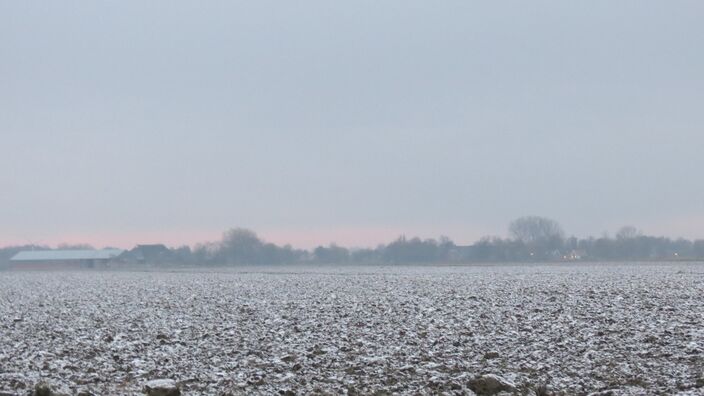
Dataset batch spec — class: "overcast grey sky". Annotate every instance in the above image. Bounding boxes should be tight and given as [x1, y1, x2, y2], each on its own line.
[1, 1, 703, 248]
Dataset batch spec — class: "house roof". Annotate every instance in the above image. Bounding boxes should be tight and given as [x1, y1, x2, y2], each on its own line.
[10, 249, 125, 262]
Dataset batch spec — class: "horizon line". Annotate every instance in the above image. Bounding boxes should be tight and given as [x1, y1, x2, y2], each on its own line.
[1, 225, 702, 251]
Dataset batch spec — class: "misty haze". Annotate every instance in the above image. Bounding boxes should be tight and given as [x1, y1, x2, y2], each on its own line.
[2, 2, 704, 396]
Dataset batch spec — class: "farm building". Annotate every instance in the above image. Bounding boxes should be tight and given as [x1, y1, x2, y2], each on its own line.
[9, 249, 125, 270]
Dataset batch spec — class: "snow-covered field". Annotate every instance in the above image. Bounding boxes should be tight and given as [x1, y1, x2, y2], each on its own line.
[1, 263, 703, 395]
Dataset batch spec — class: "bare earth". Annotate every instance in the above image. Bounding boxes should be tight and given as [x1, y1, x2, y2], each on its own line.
[1, 263, 703, 395]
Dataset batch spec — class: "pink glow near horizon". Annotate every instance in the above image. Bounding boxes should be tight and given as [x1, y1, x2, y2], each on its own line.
[0, 230, 221, 250]
[0, 226, 487, 250]
[639, 214, 704, 241]
[1, 216, 701, 250]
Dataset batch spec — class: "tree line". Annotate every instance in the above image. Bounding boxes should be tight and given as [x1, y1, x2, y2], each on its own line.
[1, 217, 703, 266]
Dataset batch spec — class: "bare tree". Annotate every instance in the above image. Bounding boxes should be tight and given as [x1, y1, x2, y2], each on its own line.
[219, 228, 263, 264]
[509, 216, 565, 248]
[616, 225, 641, 240]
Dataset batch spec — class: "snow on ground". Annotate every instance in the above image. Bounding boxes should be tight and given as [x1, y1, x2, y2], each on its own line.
[1, 263, 703, 395]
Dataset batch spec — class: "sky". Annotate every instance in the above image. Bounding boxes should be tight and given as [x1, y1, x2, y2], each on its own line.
[1, 1, 703, 249]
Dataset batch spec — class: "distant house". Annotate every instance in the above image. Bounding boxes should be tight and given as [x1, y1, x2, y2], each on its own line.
[564, 249, 586, 261]
[9, 249, 124, 270]
[447, 245, 474, 262]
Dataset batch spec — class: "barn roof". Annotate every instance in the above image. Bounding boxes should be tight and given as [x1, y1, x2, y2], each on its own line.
[10, 249, 125, 262]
